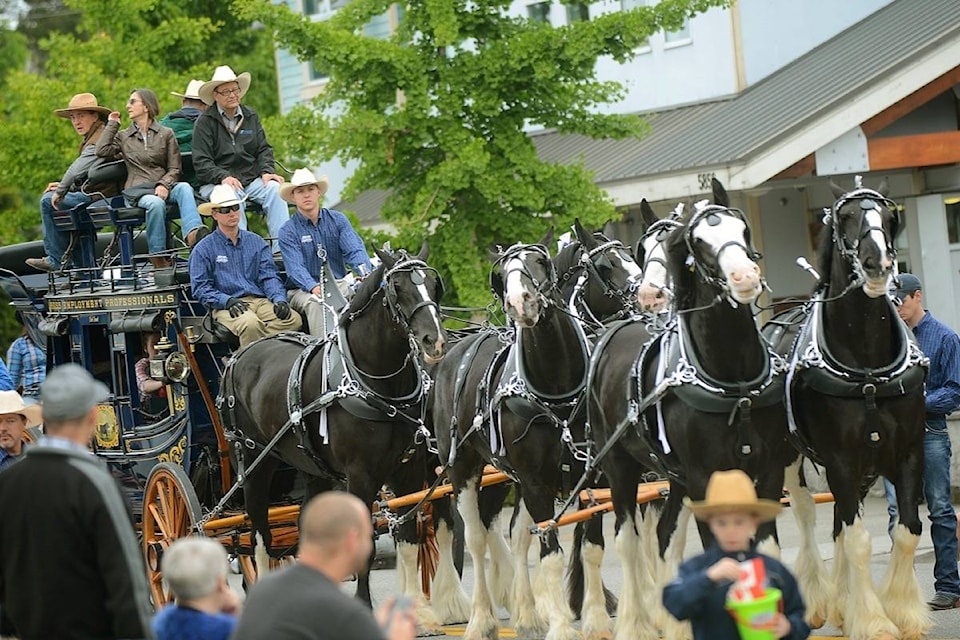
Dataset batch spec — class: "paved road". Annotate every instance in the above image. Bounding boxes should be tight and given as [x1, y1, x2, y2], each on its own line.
[232, 495, 960, 638]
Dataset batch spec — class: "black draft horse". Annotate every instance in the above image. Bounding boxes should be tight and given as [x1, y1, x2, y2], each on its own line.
[768, 177, 928, 640]
[584, 180, 795, 639]
[432, 236, 593, 640]
[219, 245, 446, 615]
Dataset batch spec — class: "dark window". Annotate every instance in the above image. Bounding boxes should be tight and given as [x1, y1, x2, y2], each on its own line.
[566, 1, 589, 22]
[309, 61, 328, 82]
[946, 198, 960, 244]
[528, 2, 550, 24]
[303, 0, 320, 15]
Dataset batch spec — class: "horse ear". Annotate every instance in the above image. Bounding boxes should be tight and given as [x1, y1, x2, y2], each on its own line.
[829, 181, 847, 200]
[573, 219, 598, 249]
[711, 178, 730, 208]
[417, 240, 429, 261]
[640, 199, 658, 230]
[490, 268, 504, 301]
[877, 177, 890, 198]
[375, 248, 396, 269]
[538, 227, 555, 249]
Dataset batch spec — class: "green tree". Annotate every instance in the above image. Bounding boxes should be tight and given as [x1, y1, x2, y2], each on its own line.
[237, 0, 729, 307]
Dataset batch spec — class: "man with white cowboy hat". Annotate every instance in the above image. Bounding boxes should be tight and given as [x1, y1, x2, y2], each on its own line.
[160, 80, 209, 205]
[192, 65, 289, 248]
[189, 184, 302, 347]
[277, 168, 374, 336]
[0, 390, 42, 470]
[26, 92, 120, 273]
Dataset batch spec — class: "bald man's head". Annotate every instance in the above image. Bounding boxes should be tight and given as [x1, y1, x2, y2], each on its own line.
[299, 491, 372, 551]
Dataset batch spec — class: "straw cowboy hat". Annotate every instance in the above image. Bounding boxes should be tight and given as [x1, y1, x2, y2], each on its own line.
[54, 93, 112, 118]
[198, 184, 246, 216]
[171, 79, 204, 100]
[199, 66, 251, 106]
[685, 470, 782, 522]
[0, 390, 42, 427]
[279, 169, 330, 204]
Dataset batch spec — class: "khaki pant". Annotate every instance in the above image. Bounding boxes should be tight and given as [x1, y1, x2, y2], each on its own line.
[212, 296, 302, 347]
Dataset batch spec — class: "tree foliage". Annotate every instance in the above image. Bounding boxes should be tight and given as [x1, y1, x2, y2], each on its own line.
[237, 0, 729, 307]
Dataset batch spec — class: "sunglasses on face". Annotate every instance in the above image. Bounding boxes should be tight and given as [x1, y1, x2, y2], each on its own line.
[213, 204, 241, 215]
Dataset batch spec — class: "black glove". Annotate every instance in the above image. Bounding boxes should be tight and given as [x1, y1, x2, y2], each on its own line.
[274, 300, 292, 320]
[226, 297, 248, 319]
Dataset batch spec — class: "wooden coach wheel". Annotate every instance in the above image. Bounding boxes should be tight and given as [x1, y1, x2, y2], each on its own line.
[141, 462, 203, 607]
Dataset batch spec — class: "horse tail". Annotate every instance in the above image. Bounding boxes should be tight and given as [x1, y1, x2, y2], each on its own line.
[566, 520, 587, 617]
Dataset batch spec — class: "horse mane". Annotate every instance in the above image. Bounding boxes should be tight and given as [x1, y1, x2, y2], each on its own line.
[342, 259, 388, 321]
[552, 238, 582, 276]
[814, 216, 834, 290]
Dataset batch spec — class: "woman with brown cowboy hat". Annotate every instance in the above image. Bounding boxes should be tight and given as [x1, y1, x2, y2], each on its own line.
[663, 470, 810, 639]
[95, 88, 205, 269]
[26, 93, 117, 273]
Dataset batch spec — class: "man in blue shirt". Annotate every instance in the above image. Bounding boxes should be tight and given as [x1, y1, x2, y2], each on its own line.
[884, 273, 960, 610]
[189, 185, 301, 347]
[0, 359, 12, 392]
[278, 169, 373, 337]
[6, 316, 46, 404]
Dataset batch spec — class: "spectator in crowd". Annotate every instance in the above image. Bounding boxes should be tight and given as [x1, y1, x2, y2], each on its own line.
[6, 313, 46, 404]
[152, 537, 240, 640]
[192, 65, 288, 246]
[189, 185, 301, 347]
[160, 79, 208, 193]
[26, 93, 118, 273]
[278, 168, 373, 336]
[0, 390, 42, 471]
[0, 364, 152, 639]
[232, 491, 417, 640]
[663, 469, 809, 640]
[96, 88, 204, 269]
[883, 273, 960, 610]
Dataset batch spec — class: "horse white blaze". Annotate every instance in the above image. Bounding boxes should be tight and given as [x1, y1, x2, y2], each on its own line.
[413, 268, 445, 361]
[503, 252, 536, 324]
[693, 215, 761, 303]
[861, 208, 893, 298]
[638, 239, 670, 312]
[879, 524, 929, 640]
[429, 520, 472, 624]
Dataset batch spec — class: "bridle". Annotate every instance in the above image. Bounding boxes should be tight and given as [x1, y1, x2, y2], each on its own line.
[493, 243, 557, 310]
[569, 238, 641, 315]
[828, 188, 899, 280]
[382, 256, 444, 337]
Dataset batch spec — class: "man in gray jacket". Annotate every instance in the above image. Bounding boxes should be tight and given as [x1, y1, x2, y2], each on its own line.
[27, 93, 118, 273]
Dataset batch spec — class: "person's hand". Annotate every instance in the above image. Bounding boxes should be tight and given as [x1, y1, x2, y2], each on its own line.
[261, 172, 285, 186]
[310, 285, 322, 297]
[226, 297, 249, 318]
[221, 176, 243, 191]
[51, 192, 62, 210]
[273, 300, 291, 320]
[154, 184, 169, 200]
[772, 612, 791, 638]
[219, 584, 241, 617]
[108, 111, 121, 123]
[706, 557, 742, 583]
[44, 182, 59, 194]
[375, 597, 416, 640]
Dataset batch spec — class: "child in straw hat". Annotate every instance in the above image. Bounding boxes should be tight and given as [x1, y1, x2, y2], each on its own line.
[662, 470, 810, 639]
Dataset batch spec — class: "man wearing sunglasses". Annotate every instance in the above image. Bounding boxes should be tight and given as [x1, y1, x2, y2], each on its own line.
[884, 273, 960, 611]
[193, 66, 288, 247]
[189, 185, 302, 347]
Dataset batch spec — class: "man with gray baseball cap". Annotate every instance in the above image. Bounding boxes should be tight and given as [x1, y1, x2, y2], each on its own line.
[0, 363, 152, 638]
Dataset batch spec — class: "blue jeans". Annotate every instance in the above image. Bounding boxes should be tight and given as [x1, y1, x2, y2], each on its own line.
[200, 179, 289, 247]
[135, 183, 202, 254]
[40, 190, 92, 267]
[885, 426, 960, 597]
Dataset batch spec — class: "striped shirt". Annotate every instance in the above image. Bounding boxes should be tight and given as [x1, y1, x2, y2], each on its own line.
[913, 311, 960, 424]
[6, 336, 46, 398]
[188, 228, 287, 309]
[278, 209, 373, 290]
[0, 358, 12, 391]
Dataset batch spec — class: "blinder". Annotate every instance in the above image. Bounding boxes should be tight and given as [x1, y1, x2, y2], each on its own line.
[683, 204, 762, 289]
[381, 254, 443, 330]
[830, 188, 900, 264]
[491, 243, 556, 303]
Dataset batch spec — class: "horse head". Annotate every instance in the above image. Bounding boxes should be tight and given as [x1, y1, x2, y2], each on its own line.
[373, 243, 447, 364]
[636, 200, 683, 313]
[826, 176, 899, 298]
[490, 230, 556, 328]
[669, 178, 764, 307]
[558, 218, 642, 319]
